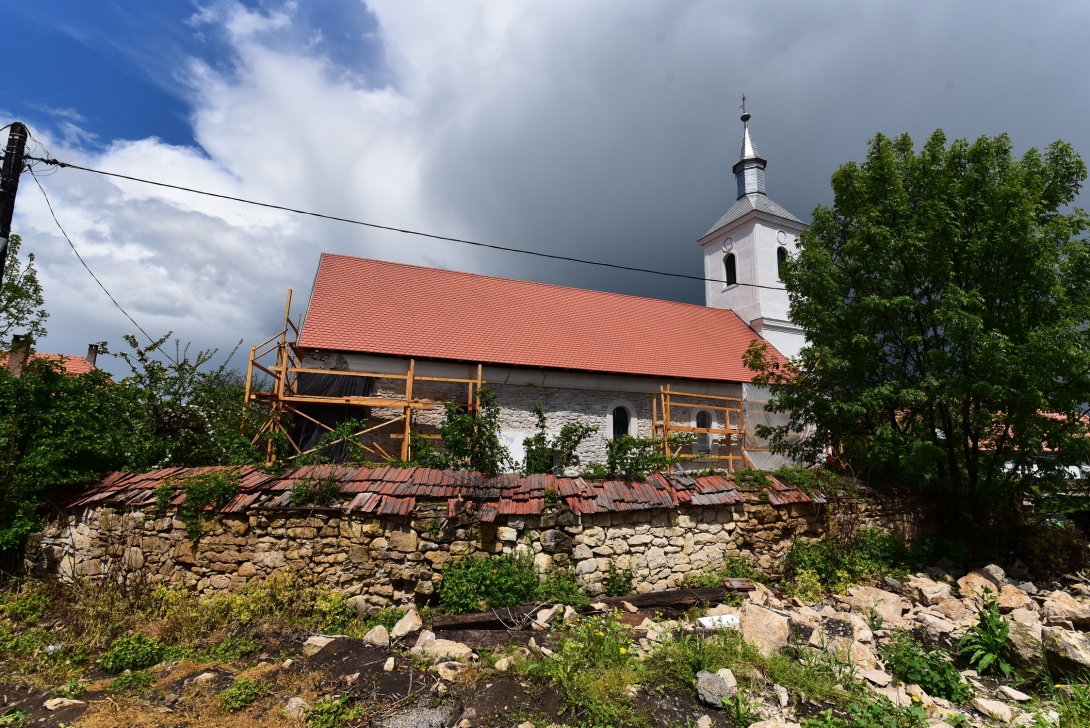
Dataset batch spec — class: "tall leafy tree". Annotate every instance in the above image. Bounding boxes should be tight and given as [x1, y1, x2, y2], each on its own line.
[0, 234, 47, 349]
[746, 131, 1090, 529]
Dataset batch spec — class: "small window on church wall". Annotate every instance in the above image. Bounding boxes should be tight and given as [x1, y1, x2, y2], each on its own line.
[696, 411, 711, 454]
[777, 247, 787, 279]
[612, 407, 630, 439]
[724, 254, 737, 286]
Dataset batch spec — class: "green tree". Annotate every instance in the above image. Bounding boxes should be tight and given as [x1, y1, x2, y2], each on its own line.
[407, 386, 512, 474]
[104, 334, 263, 469]
[746, 131, 1090, 531]
[0, 234, 48, 349]
[0, 360, 133, 551]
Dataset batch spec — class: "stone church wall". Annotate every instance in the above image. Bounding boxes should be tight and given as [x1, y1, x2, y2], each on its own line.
[24, 488, 931, 610]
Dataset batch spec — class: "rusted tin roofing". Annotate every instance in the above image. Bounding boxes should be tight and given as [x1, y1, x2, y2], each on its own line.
[65, 466, 822, 520]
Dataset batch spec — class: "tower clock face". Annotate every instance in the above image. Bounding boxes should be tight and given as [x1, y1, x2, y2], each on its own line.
[721, 237, 733, 252]
[777, 230, 787, 244]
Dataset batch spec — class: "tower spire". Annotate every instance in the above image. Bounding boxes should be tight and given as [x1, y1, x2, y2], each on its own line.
[732, 96, 767, 199]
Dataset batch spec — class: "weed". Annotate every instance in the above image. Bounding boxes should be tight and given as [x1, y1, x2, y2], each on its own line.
[773, 465, 842, 500]
[438, 551, 540, 614]
[0, 584, 50, 625]
[200, 634, 262, 662]
[221, 677, 271, 712]
[879, 632, 971, 704]
[109, 669, 155, 693]
[361, 607, 406, 633]
[523, 403, 598, 476]
[52, 680, 86, 699]
[0, 707, 27, 725]
[802, 701, 928, 728]
[958, 588, 1014, 678]
[306, 695, 364, 728]
[864, 606, 885, 632]
[723, 691, 762, 726]
[604, 560, 634, 597]
[678, 554, 763, 588]
[1052, 682, 1090, 728]
[288, 475, 341, 507]
[527, 611, 635, 726]
[99, 634, 173, 674]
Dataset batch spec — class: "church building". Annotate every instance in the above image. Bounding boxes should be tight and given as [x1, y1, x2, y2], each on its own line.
[253, 111, 806, 472]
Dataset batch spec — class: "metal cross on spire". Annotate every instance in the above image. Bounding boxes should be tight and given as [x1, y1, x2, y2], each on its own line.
[740, 94, 747, 115]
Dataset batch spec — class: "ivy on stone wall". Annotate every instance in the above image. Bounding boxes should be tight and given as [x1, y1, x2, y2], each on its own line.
[154, 469, 241, 542]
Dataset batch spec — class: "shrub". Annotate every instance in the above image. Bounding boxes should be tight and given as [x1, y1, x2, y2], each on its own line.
[438, 551, 540, 614]
[784, 528, 910, 592]
[603, 560, 633, 597]
[785, 568, 824, 604]
[109, 669, 155, 693]
[522, 403, 597, 475]
[1, 582, 51, 625]
[201, 634, 262, 662]
[537, 568, 591, 609]
[879, 632, 971, 704]
[98, 634, 172, 674]
[221, 677, 271, 712]
[958, 589, 1013, 678]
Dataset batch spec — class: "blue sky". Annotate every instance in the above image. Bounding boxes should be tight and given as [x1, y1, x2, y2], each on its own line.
[1, 1, 1089, 370]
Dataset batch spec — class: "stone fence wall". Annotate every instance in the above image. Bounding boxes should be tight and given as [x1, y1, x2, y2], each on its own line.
[24, 484, 932, 612]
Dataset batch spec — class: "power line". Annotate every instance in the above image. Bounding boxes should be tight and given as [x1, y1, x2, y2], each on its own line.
[28, 167, 177, 363]
[25, 155, 790, 292]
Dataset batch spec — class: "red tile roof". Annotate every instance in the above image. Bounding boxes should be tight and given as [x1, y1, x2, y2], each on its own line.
[298, 254, 782, 382]
[0, 352, 97, 375]
[66, 465, 823, 517]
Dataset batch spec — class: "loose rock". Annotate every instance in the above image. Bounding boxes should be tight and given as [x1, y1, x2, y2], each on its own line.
[998, 685, 1031, 702]
[971, 697, 1013, 723]
[1043, 626, 1090, 674]
[363, 624, 390, 647]
[696, 669, 736, 707]
[741, 603, 791, 657]
[391, 609, 423, 639]
[284, 697, 310, 721]
[434, 661, 468, 681]
[302, 635, 335, 657]
[1006, 620, 1043, 671]
[44, 698, 85, 711]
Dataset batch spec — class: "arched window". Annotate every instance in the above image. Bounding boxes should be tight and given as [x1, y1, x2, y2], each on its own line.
[696, 410, 711, 454]
[724, 254, 737, 286]
[777, 247, 787, 279]
[612, 406, 630, 439]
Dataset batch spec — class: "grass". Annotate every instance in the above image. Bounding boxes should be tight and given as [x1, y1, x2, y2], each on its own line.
[878, 631, 971, 704]
[220, 677, 271, 712]
[0, 569, 377, 692]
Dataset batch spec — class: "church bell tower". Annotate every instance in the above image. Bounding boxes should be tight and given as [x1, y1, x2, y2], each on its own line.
[699, 104, 806, 359]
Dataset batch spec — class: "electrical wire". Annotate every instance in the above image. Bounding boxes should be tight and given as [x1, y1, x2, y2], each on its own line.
[25, 155, 790, 291]
[28, 167, 177, 363]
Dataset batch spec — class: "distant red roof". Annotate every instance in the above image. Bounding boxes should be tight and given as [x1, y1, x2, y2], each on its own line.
[299, 254, 781, 382]
[0, 351, 97, 375]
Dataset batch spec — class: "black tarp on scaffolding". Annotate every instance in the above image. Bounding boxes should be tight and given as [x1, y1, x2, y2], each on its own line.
[290, 372, 374, 461]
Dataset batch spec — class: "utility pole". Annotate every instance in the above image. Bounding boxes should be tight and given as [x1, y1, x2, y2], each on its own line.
[0, 122, 29, 289]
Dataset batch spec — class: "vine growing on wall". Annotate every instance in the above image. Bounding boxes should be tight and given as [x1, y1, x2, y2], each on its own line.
[403, 386, 513, 475]
[154, 469, 242, 542]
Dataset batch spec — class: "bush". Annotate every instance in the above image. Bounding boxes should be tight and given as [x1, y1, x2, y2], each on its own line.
[879, 632, 971, 704]
[438, 551, 540, 614]
[221, 677, 270, 712]
[98, 634, 172, 674]
[287, 475, 341, 507]
[784, 528, 910, 592]
[537, 568, 591, 609]
[603, 561, 633, 597]
[785, 568, 824, 604]
[109, 669, 155, 693]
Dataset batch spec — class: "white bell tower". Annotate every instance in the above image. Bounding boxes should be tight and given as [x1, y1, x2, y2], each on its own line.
[699, 105, 806, 359]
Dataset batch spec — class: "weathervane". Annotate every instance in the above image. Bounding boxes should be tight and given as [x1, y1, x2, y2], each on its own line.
[740, 94, 750, 123]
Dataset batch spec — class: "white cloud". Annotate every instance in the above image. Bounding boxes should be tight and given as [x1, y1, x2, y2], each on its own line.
[7, 0, 1090, 374]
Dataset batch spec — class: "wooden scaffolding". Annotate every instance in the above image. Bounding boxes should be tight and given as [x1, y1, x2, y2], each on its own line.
[243, 290, 486, 466]
[651, 384, 747, 472]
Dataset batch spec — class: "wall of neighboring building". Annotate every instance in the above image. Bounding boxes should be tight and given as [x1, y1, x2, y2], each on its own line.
[23, 488, 931, 610]
[302, 352, 745, 471]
